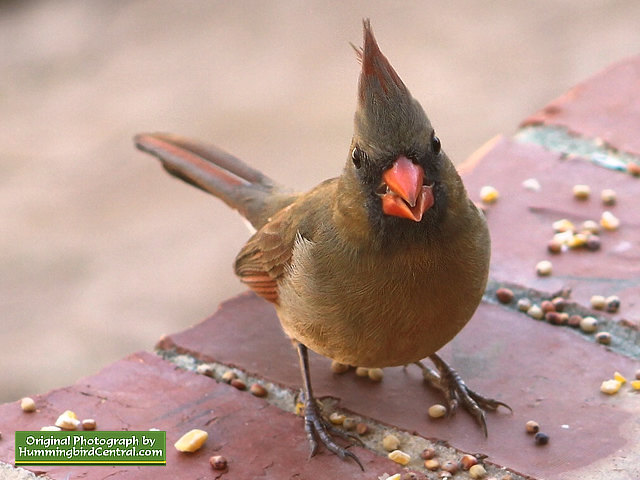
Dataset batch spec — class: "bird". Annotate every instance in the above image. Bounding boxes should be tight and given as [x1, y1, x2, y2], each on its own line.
[135, 19, 509, 469]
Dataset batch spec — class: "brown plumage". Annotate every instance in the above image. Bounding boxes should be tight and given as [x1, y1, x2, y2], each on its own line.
[135, 20, 508, 469]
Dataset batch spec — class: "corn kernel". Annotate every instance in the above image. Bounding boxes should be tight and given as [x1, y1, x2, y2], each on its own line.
[600, 379, 622, 395]
[55, 411, 81, 430]
[480, 185, 499, 204]
[382, 433, 400, 451]
[388, 449, 411, 466]
[614, 372, 627, 384]
[631, 380, 640, 390]
[600, 211, 620, 231]
[174, 429, 208, 452]
[329, 412, 345, 425]
[567, 233, 587, 249]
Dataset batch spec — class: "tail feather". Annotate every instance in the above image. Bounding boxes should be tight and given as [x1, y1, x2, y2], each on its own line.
[134, 133, 296, 229]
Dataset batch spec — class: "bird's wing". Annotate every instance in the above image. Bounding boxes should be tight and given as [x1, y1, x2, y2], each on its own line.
[234, 203, 299, 304]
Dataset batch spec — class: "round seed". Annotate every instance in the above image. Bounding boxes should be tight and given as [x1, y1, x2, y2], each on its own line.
[424, 459, 440, 471]
[595, 331, 612, 345]
[627, 162, 640, 176]
[460, 454, 478, 470]
[551, 297, 566, 312]
[82, 419, 97, 431]
[517, 297, 532, 312]
[527, 305, 544, 320]
[368, 368, 384, 381]
[581, 220, 600, 234]
[209, 455, 228, 471]
[441, 460, 458, 473]
[568, 315, 582, 328]
[330, 360, 350, 374]
[534, 432, 550, 445]
[541, 300, 555, 313]
[480, 186, 499, 204]
[552, 218, 575, 233]
[547, 239, 563, 254]
[249, 383, 267, 397]
[536, 260, 553, 276]
[469, 464, 488, 479]
[525, 420, 540, 434]
[342, 417, 357, 431]
[614, 371, 627, 384]
[230, 378, 246, 390]
[605, 295, 621, 313]
[601, 189, 617, 206]
[579, 316, 598, 333]
[590, 295, 606, 310]
[545, 311, 565, 325]
[20, 397, 36, 413]
[355, 367, 369, 377]
[382, 433, 400, 451]
[428, 404, 447, 418]
[356, 422, 369, 435]
[585, 234, 601, 251]
[572, 184, 590, 200]
[221, 371, 237, 383]
[196, 364, 214, 377]
[420, 447, 436, 460]
[635, 369, 640, 380]
[496, 288, 514, 304]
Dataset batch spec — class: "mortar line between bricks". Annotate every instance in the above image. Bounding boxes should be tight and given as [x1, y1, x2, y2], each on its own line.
[484, 279, 640, 359]
[514, 125, 640, 173]
[156, 348, 533, 480]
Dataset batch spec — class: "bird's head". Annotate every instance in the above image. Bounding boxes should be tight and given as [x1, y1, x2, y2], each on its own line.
[347, 20, 454, 238]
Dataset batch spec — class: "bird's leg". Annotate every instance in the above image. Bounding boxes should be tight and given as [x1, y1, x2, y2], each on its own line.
[296, 343, 364, 470]
[415, 353, 511, 436]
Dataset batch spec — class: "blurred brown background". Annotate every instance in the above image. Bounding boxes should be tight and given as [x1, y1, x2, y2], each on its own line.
[2, 1, 639, 402]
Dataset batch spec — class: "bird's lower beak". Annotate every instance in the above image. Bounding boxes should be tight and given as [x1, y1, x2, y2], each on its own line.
[380, 156, 434, 222]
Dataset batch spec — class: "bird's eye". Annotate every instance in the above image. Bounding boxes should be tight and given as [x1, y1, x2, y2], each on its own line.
[431, 135, 441, 155]
[352, 146, 363, 169]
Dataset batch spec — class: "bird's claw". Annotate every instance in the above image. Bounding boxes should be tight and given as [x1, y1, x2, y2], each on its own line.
[300, 392, 364, 470]
[416, 355, 511, 436]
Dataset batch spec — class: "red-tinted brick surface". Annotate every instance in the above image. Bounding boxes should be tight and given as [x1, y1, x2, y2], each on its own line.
[523, 55, 640, 157]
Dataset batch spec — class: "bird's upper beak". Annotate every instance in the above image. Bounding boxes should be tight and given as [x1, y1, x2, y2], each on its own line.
[380, 156, 434, 222]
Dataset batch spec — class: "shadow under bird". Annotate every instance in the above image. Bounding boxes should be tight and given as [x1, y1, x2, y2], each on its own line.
[135, 20, 510, 469]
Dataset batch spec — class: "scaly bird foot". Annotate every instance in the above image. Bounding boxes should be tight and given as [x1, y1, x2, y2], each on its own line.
[415, 353, 511, 436]
[299, 391, 364, 470]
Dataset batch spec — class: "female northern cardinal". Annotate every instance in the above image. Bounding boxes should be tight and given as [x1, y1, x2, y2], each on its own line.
[135, 20, 508, 469]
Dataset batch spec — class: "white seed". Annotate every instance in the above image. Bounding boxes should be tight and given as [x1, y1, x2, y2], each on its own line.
[517, 297, 532, 312]
[527, 305, 544, 320]
[368, 367, 384, 381]
[590, 295, 606, 310]
[480, 185, 499, 204]
[20, 397, 36, 412]
[579, 316, 598, 333]
[536, 260, 553, 276]
[174, 429, 208, 452]
[552, 219, 575, 233]
[581, 220, 600, 234]
[428, 404, 447, 418]
[600, 379, 622, 395]
[40, 426, 61, 431]
[355, 366, 369, 377]
[382, 433, 400, 451]
[330, 360, 350, 374]
[600, 211, 620, 230]
[601, 189, 617, 206]
[388, 449, 411, 466]
[522, 178, 541, 191]
[55, 411, 80, 430]
[469, 464, 488, 479]
[196, 364, 214, 377]
[387, 475, 402, 480]
[572, 184, 591, 200]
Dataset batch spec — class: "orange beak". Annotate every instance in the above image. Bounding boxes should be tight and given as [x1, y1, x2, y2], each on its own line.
[380, 156, 434, 222]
